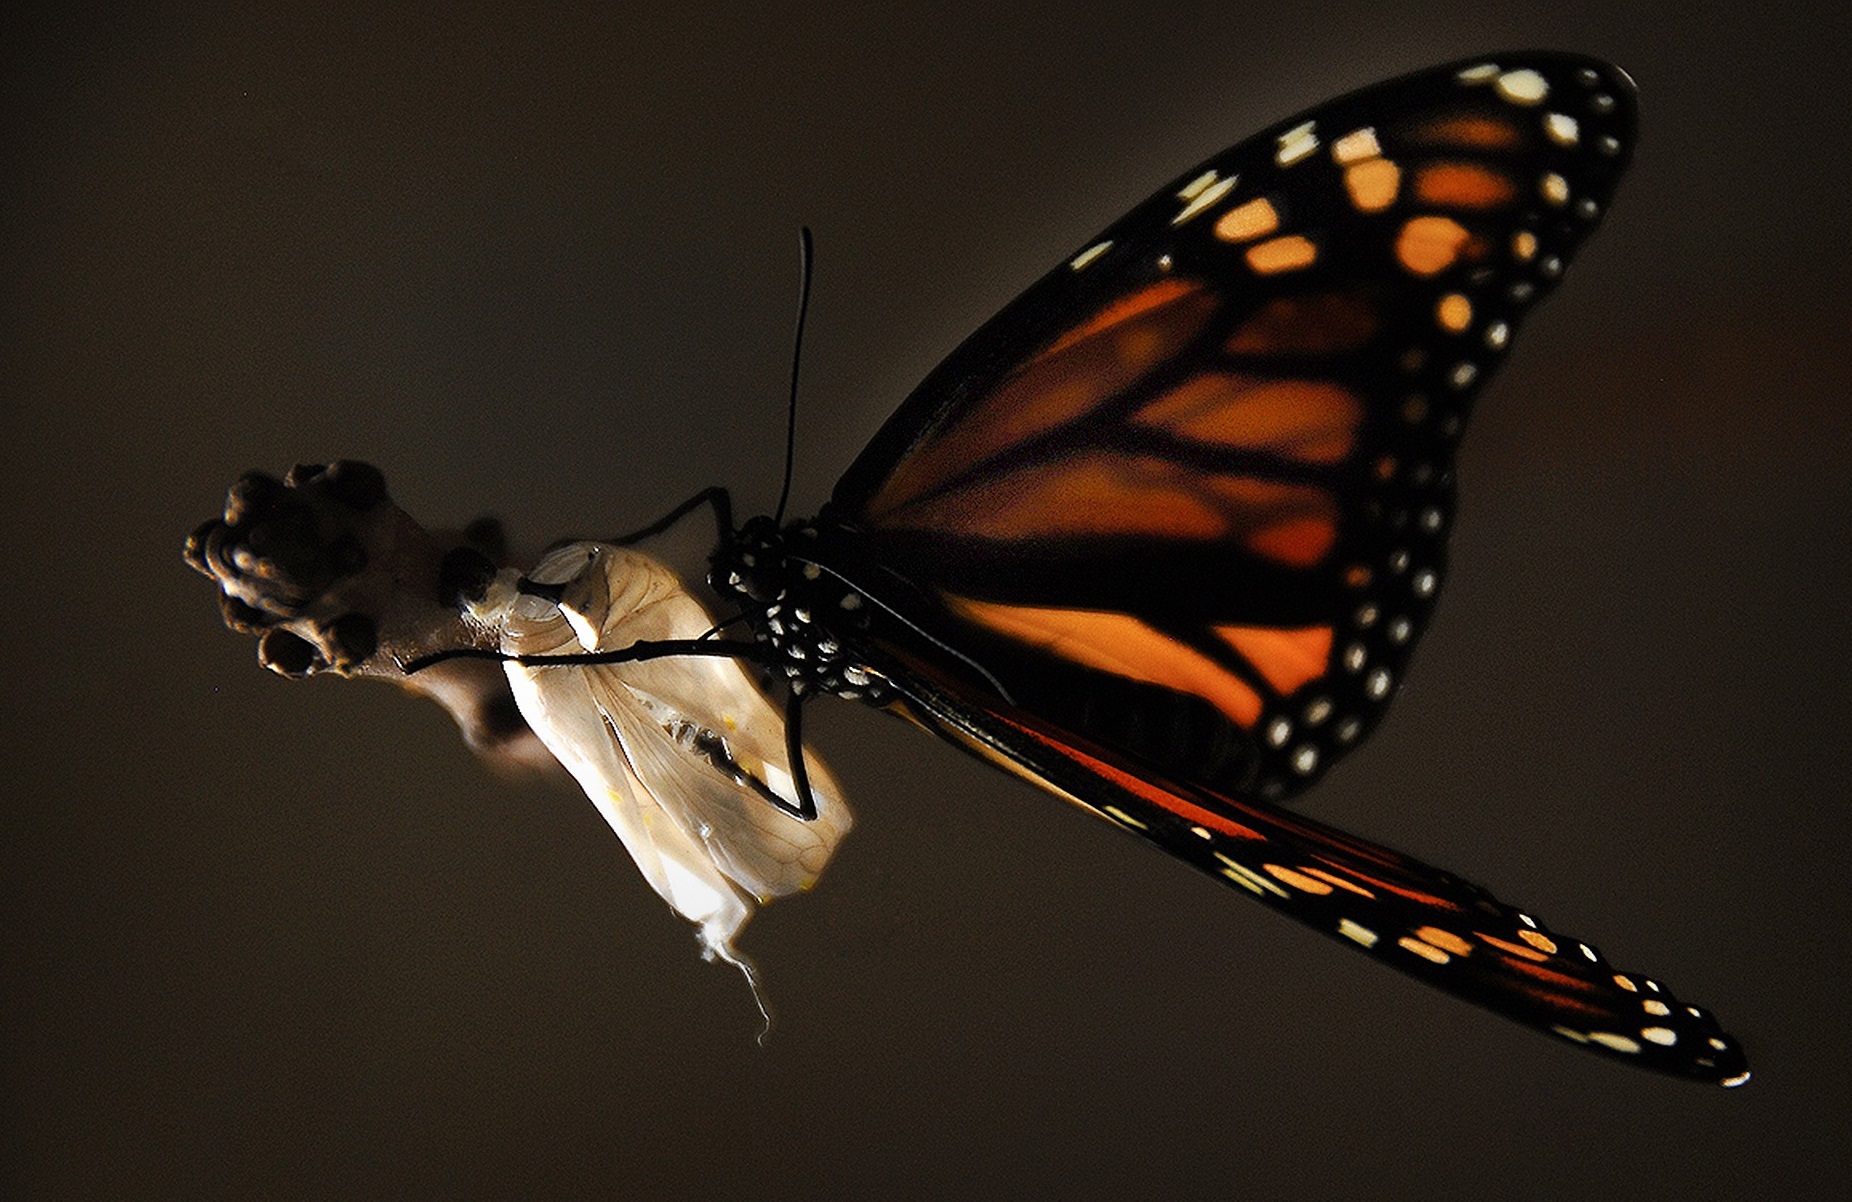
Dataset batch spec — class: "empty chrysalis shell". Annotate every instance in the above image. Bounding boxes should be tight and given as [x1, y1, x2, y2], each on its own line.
[465, 542, 852, 999]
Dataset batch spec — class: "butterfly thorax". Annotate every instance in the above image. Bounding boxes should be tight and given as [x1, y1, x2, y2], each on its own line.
[711, 513, 898, 708]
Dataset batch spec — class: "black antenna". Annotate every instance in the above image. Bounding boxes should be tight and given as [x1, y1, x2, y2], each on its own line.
[771, 227, 815, 526]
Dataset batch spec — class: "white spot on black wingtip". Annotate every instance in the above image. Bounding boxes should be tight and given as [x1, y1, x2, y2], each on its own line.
[1494, 68, 1549, 105]
[1339, 917, 1379, 947]
[1102, 805, 1148, 830]
[1173, 172, 1236, 225]
[1275, 121, 1319, 166]
[1069, 240, 1112, 270]
[1588, 1031, 1642, 1054]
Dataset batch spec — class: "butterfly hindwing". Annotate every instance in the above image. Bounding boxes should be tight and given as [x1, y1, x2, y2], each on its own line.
[829, 54, 1637, 802]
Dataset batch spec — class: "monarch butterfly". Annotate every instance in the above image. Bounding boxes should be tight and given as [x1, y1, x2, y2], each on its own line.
[189, 52, 1748, 1085]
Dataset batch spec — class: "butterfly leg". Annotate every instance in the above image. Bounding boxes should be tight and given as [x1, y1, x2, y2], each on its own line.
[773, 690, 821, 821]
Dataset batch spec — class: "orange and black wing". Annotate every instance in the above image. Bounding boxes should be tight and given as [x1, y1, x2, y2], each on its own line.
[884, 664, 1748, 1085]
[812, 53, 1745, 1082]
[830, 53, 1636, 801]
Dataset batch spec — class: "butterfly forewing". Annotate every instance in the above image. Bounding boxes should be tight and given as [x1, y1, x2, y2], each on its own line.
[830, 54, 1637, 801]
[888, 664, 1747, 1085]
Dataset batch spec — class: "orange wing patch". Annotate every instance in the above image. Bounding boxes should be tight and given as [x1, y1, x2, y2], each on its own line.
[1213, 197, 1281, 243]
[1036, 276, 1204, 360]
[865, 280, 1218, 521]
[879, 452, 1230, 540]
[1414, 161, 1519, 209]
[945, 595, 1265, 727]
[1201, 476, 1339, 566]
[878, 447, 1339, 558]
[1477, 932, 1553, 963]
[991, 713, 1268, 841]
[1247, 515, 1338, 567]
[1344, 157, 1402, 212]
[1396, 214, 1475, 276]
[1436, 292, 1473, 332]
[1401, 112, 1524, 150]
[1136, 375, 1362, 464]
[1214, 624, 1333, 694]
[1246, 234, 1319, 274]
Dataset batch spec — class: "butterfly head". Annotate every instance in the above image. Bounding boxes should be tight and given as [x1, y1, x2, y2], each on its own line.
[710, 513, 791, 606]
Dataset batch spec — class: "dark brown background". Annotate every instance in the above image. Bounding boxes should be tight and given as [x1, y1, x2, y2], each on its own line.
[6, 2, 1848, 1197]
